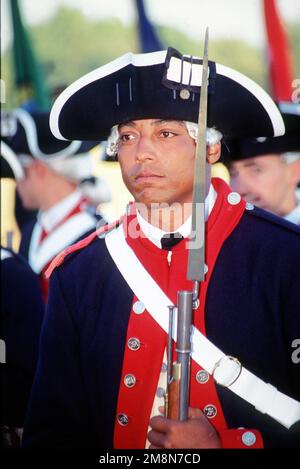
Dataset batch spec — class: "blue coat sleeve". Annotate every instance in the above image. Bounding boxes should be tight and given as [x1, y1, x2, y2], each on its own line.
[1, 255, 44, 427]
[22, 269, 98, 448]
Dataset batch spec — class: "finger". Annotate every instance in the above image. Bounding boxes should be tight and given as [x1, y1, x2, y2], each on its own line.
[188, 406, 204, 419]
[147, 429, 166, 448]
[149, 415, 172, 432]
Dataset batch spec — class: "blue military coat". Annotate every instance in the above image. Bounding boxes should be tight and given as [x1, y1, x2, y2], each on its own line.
[22, 207, 300, 448]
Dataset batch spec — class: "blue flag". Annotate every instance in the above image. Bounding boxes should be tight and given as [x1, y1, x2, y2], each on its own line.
[135, 0, 163, 52]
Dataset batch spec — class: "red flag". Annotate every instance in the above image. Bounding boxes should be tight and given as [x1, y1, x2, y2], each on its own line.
[263, 0, 295, 101]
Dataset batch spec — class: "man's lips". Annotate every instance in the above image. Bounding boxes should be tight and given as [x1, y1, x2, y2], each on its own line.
[135, 171, 164, 181]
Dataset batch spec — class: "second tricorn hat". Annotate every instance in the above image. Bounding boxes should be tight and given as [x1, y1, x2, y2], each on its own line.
[1, 141, 24, 180]
[1, 109, 99, 161]
[50, 47, 285, 142]
[223, 102, 300, 163]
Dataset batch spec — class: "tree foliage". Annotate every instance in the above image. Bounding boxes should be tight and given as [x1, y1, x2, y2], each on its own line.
[2, 6, 300, 109]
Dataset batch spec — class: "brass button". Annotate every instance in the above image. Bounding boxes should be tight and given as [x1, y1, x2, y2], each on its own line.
[117, 413, 129, 426]
[242, 431, 256, 446]
[227, 192, 241, 205]
[203, 404, 217, 419]
[196, 369, 209, 384]
[156, 387, 165, 398]
[179, 88, 190, 100]
[124, 374, 136, 388]
[128, 337, 140, 351]
[132, 301, 145, 314]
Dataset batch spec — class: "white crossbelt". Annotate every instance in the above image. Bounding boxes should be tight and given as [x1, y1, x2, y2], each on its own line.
[105, 224, 300, 429]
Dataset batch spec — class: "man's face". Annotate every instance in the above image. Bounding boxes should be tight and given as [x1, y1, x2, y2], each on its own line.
[16, 161, 42, 210]
[117, 119, 197, 207]
[229, 154, 294, 216]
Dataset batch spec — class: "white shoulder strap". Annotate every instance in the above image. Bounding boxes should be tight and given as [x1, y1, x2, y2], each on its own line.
[105, 224, 300, 429]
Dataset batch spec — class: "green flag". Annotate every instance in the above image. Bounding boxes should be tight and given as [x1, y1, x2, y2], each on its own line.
[9, 0, 50, 109]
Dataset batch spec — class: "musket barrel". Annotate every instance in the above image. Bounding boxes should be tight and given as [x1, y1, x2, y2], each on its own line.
[176, 290, 193, 421]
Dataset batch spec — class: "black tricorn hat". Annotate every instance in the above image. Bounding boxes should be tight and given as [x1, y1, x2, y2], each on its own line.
[50, 47, 285, 142]
[1, 141, 24, 180]
[1, 109, 99, 161]
[223, 102, 300, 164]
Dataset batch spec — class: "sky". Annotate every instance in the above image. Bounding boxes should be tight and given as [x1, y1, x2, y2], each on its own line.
[1, 0, 300, 53]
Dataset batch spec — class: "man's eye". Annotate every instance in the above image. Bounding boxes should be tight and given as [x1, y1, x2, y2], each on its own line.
[252, 166, 262, 174]
[120, 134, 135, 142]
[160, 131, 176, 138]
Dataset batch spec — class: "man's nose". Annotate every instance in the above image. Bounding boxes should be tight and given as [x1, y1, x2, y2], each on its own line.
[135, 137, 155, 163]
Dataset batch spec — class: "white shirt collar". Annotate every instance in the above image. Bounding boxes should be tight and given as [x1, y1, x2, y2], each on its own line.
[284, 189, 300, 226]
[136, 184, 217, 249]
[38, 189, 82, 233]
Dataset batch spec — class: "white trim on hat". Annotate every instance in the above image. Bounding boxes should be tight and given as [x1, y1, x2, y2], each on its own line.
[216, 64, 285, 137]
[13, 108, 82, 160]
[50, 50, 168, 140]
[1, 140, 25, 180]
[50, 50, 285, 140]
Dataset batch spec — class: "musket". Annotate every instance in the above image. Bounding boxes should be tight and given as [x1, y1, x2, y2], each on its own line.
[165, 28, 209, 421]
[6, 231, 14, 250]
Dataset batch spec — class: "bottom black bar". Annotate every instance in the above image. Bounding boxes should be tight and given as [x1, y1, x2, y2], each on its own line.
[1, 449, 299, 468]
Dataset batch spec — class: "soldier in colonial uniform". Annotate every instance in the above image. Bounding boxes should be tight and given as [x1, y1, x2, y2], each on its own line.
[23, 47, 300, 448]
[2, 109, 110, 301]
[224, 102, 300, 225]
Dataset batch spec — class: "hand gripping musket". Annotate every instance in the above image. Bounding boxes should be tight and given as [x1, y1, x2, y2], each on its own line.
[165, 29, 209, 421]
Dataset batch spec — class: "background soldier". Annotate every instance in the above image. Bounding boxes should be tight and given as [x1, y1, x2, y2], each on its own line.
[224, 102, 300, 225]
[2, 109, 110, 300]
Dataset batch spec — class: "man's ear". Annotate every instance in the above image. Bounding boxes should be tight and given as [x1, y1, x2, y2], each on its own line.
[206, 142, 221, 164]
[288, 159, 300, 186]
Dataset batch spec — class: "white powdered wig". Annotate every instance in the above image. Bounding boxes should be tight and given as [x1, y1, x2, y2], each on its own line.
[184, 121, 223, 145]
[281, 152, 300, 164]
[106, 121, 223, 157]
[106, 125, 120, 157]
[47, 153, 111, 205]
[79, 178, 111, 205]
[46, 153, 93, 181]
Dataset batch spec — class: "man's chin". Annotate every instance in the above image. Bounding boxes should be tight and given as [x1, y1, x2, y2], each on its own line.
[22, 201, 38, 210]
[135, 196, 173, 208]
[134, 189, 165, 206]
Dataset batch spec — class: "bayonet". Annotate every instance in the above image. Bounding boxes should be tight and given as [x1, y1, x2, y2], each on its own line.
[188, 27, 209, 285]
[166, 29, 209, 421]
